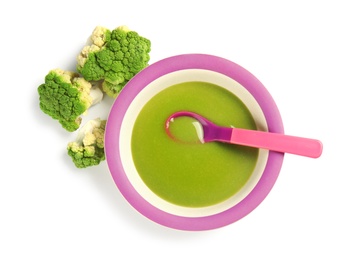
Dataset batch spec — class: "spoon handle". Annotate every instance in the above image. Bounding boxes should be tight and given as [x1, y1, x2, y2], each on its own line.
[230, 128, 323, 158]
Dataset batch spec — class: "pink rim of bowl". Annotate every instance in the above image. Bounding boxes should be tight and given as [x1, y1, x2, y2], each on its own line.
[105, 54, 284, 231]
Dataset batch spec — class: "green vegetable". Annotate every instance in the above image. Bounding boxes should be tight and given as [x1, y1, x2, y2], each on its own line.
[37, 25, 152, 169]
[77, 25, 151, 98]
[38, 69, 104, 132]
[67, 118, 106, 168]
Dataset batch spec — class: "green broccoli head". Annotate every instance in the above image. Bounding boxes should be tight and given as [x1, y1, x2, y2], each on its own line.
[77, 26, 151, 98]
[38, 69, 103, 132]
[67, 118, 106, 168]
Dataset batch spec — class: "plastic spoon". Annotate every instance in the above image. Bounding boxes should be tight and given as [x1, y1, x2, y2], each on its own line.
[165, 111, 323, 158]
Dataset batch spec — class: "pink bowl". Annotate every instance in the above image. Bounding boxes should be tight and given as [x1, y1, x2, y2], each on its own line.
[105, 54, 284, 231]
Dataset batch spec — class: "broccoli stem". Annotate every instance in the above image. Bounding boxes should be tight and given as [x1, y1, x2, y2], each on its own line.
[90, 85, 104, 106]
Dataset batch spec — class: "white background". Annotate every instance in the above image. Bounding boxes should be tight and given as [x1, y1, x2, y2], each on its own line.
[2, 0, 362, 259]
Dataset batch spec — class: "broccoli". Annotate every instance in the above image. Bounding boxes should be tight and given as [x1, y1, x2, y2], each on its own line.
[67, 118, 107, 168]
[77, 25, 151, 98]
[38, 69, 103, 132]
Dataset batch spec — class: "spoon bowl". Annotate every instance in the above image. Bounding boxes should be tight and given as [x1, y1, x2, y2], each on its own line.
[165, 111, 228, 143]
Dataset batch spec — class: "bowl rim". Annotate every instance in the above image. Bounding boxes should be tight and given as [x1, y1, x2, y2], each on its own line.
[105, 53, 284, 231]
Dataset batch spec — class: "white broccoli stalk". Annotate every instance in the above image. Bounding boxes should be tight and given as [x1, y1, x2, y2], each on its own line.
[89, 81, 104, 106]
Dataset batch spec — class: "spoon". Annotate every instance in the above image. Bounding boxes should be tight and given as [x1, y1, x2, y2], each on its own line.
[165, 111, 323, 158]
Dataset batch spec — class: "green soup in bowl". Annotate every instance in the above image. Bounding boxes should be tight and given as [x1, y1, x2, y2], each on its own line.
[132, 81, 259, 208]
[105, 54, 284, 231]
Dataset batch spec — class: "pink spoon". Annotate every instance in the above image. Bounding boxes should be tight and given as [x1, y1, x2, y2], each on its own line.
[165, 111, 323, 158]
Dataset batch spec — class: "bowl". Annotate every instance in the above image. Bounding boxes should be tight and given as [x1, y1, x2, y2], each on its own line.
[105, 54, 284, 231]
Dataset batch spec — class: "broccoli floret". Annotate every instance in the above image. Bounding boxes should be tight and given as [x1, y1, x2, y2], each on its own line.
[77, 25, 151, 98]
[67, 118, 106, 168]
[38, 69, 104, 132]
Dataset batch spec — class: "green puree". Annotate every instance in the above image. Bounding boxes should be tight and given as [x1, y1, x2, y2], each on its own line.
[131, 81, 259, 207]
